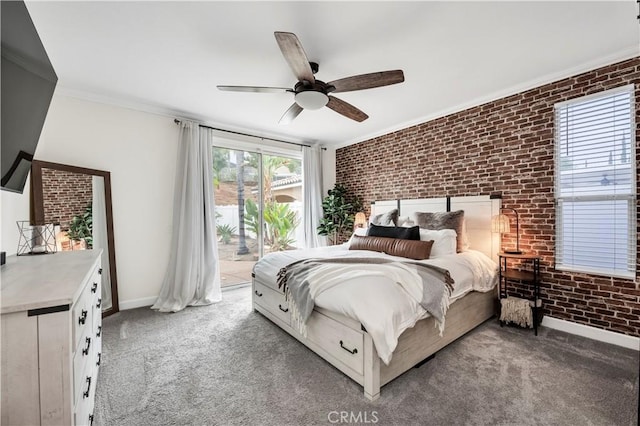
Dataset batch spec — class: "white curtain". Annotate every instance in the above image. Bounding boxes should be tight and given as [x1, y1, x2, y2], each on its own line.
[302, 145, 326, 248]
[92, 176, 112, 311]
[152, 121, 222, 312]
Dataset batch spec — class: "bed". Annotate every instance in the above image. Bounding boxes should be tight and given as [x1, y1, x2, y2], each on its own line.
[252, 195, 501, 400]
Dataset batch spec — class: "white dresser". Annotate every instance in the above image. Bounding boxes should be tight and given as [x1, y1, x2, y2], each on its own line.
[1, 250, 103, 426]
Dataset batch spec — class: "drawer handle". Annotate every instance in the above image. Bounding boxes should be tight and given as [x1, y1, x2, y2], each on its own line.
[82, 337, 92, 356]
[79, 310, 88, 325]
[339, 340, 358, 355]
[98, 268, 103, 275]
[89, 414, 94, 426]
[254, 290, 263, 297]
[96, 298, 102, 309]
[91, 282, 98, 293]
[83, 376, 92, 399]
[97, 325, 102, 337]
[96, 352, 101, 366]
[278, 304, 289, 313]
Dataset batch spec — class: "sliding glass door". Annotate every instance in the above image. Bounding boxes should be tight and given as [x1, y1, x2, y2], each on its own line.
[212, 146, 303, 287]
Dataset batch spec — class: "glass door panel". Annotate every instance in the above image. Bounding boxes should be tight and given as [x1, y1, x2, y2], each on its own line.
[262, 154, 303, 254]
[212, 147, 304, 287]
[213, 147, 261, 287]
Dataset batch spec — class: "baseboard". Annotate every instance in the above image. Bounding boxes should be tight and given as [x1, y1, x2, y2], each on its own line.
[542, 316, 640, 351]
[119, 296, 157, 311]
[119, 285, 249, 311]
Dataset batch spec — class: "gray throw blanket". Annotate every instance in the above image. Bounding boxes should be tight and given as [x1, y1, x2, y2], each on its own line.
[277, 257, 454, 335]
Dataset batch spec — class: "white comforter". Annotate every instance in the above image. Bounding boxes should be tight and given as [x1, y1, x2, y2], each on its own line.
[253, 246, 497, 364]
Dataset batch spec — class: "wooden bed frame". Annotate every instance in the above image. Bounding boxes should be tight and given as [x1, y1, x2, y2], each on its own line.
[252, 195, 501, 400]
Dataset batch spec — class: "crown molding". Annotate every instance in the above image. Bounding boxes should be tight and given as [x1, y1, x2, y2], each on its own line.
[335, 47, 640, 150]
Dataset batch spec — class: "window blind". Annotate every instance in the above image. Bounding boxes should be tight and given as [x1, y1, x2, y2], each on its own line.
[555, 85, 636, 278]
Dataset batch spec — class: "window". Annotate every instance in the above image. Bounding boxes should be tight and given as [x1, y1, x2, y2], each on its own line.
[555, 84, 636, 278]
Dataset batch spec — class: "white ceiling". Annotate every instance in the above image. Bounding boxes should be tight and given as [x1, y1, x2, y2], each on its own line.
[26, 1, 639, 148]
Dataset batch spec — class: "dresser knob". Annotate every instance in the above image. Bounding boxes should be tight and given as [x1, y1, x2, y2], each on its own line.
[79, 310, 88, 325]
[83, 376, 92, 398]
[82, 337, 92, 356]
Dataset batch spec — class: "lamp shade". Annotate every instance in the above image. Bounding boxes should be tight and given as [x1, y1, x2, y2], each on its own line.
[491, 214, 511, 234]
[354, 212, 367, 228]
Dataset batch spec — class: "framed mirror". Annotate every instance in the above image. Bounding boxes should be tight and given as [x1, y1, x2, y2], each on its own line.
[30, 160, 119, 317]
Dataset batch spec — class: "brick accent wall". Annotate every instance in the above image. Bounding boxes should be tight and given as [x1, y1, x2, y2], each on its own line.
[42, 168, 93, 230]
[336, 57, 640, 337]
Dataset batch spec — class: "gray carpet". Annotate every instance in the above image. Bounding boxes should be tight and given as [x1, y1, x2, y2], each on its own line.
[95, 286, 639, 426]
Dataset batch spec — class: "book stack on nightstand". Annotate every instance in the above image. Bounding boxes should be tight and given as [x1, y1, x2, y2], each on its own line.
[497, 252, 542, 335]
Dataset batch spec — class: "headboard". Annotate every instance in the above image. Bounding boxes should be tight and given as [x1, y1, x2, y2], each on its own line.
[371, 195, 501, 261]
[370, 200, 398, 218]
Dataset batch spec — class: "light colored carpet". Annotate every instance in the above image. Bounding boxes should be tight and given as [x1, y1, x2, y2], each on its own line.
[95, 287, 639, 425]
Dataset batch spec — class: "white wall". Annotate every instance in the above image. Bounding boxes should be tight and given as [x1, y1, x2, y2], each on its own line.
[1, 180, 31, 256]
[2, 94, 179, 306]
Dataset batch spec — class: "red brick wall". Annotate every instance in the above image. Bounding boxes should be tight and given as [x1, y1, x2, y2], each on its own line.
[336, 57, 640, 337]
[42, 168, 93, 231]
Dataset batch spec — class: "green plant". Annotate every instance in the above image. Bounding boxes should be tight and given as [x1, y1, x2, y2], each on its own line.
[67, 203, 93, 248]
[244, 198, 299, 251]
[317, 184, 362, 245]
[264, 201, 299, 251]
[244, 198, 260, 237]
[216, 223, 236, 244]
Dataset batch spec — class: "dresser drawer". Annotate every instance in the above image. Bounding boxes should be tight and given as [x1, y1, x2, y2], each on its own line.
[253, 281, 290, 325]
[94, 321, 102, 373]
[72, 285, 93, 350]
[74, 380, 93, 426]
[73, 327, 93, 402]
[73, 353, 96, 424]
[306, 311, 364, 375]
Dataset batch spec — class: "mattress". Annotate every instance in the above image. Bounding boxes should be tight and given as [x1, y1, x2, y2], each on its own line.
[253, 245, 498, 364]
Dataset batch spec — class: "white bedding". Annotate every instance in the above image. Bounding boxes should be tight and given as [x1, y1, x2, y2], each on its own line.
[253, 245, 498, 365]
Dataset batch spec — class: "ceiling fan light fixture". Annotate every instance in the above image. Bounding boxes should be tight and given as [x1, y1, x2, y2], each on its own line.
[294, 91, 329, 110]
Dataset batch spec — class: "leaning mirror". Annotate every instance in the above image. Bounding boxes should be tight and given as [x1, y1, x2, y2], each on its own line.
[30, 160, 119, 316]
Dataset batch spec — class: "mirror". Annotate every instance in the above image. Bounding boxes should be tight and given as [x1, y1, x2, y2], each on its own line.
[30, 160, 119, 317]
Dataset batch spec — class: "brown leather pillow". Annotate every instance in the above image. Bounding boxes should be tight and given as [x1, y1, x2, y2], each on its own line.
[349, 235, 434, 260]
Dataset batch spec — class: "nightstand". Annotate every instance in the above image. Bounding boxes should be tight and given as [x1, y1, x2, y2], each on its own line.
[498, 252, 541, 335]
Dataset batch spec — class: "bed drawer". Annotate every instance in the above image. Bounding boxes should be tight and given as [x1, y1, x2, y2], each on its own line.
[306, 312, 364, 375]
[253, 281, 290, 326]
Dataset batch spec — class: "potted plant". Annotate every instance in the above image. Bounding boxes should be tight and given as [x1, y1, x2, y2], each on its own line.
[67, 203, 93, 249]
[317, 184, 362, 245]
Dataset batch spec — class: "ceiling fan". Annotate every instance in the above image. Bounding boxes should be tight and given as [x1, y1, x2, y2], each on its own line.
[217, 31, 405, 125]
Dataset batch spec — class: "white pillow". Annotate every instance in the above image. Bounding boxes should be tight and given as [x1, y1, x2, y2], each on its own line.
[419, 229, 457, 257]
[397, 216, 414, 227]
[347, 227, 368, 247]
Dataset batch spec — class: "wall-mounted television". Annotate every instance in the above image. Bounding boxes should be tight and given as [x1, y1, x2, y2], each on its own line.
[1, 0, 57, 193]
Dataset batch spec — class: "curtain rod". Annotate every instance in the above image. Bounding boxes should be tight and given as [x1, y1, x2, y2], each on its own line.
[174, 119, 326, 150]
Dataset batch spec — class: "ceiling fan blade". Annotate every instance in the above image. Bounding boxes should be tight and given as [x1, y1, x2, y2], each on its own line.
[326, 96, 368, 122]
[217, 85, 291, 93]
[274, 31, 315, 84]
[327, 70, 405, 93]
[278, 103, 303, 125]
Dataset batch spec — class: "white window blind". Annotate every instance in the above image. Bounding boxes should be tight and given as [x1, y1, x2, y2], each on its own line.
[555, 84, 636, 278]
